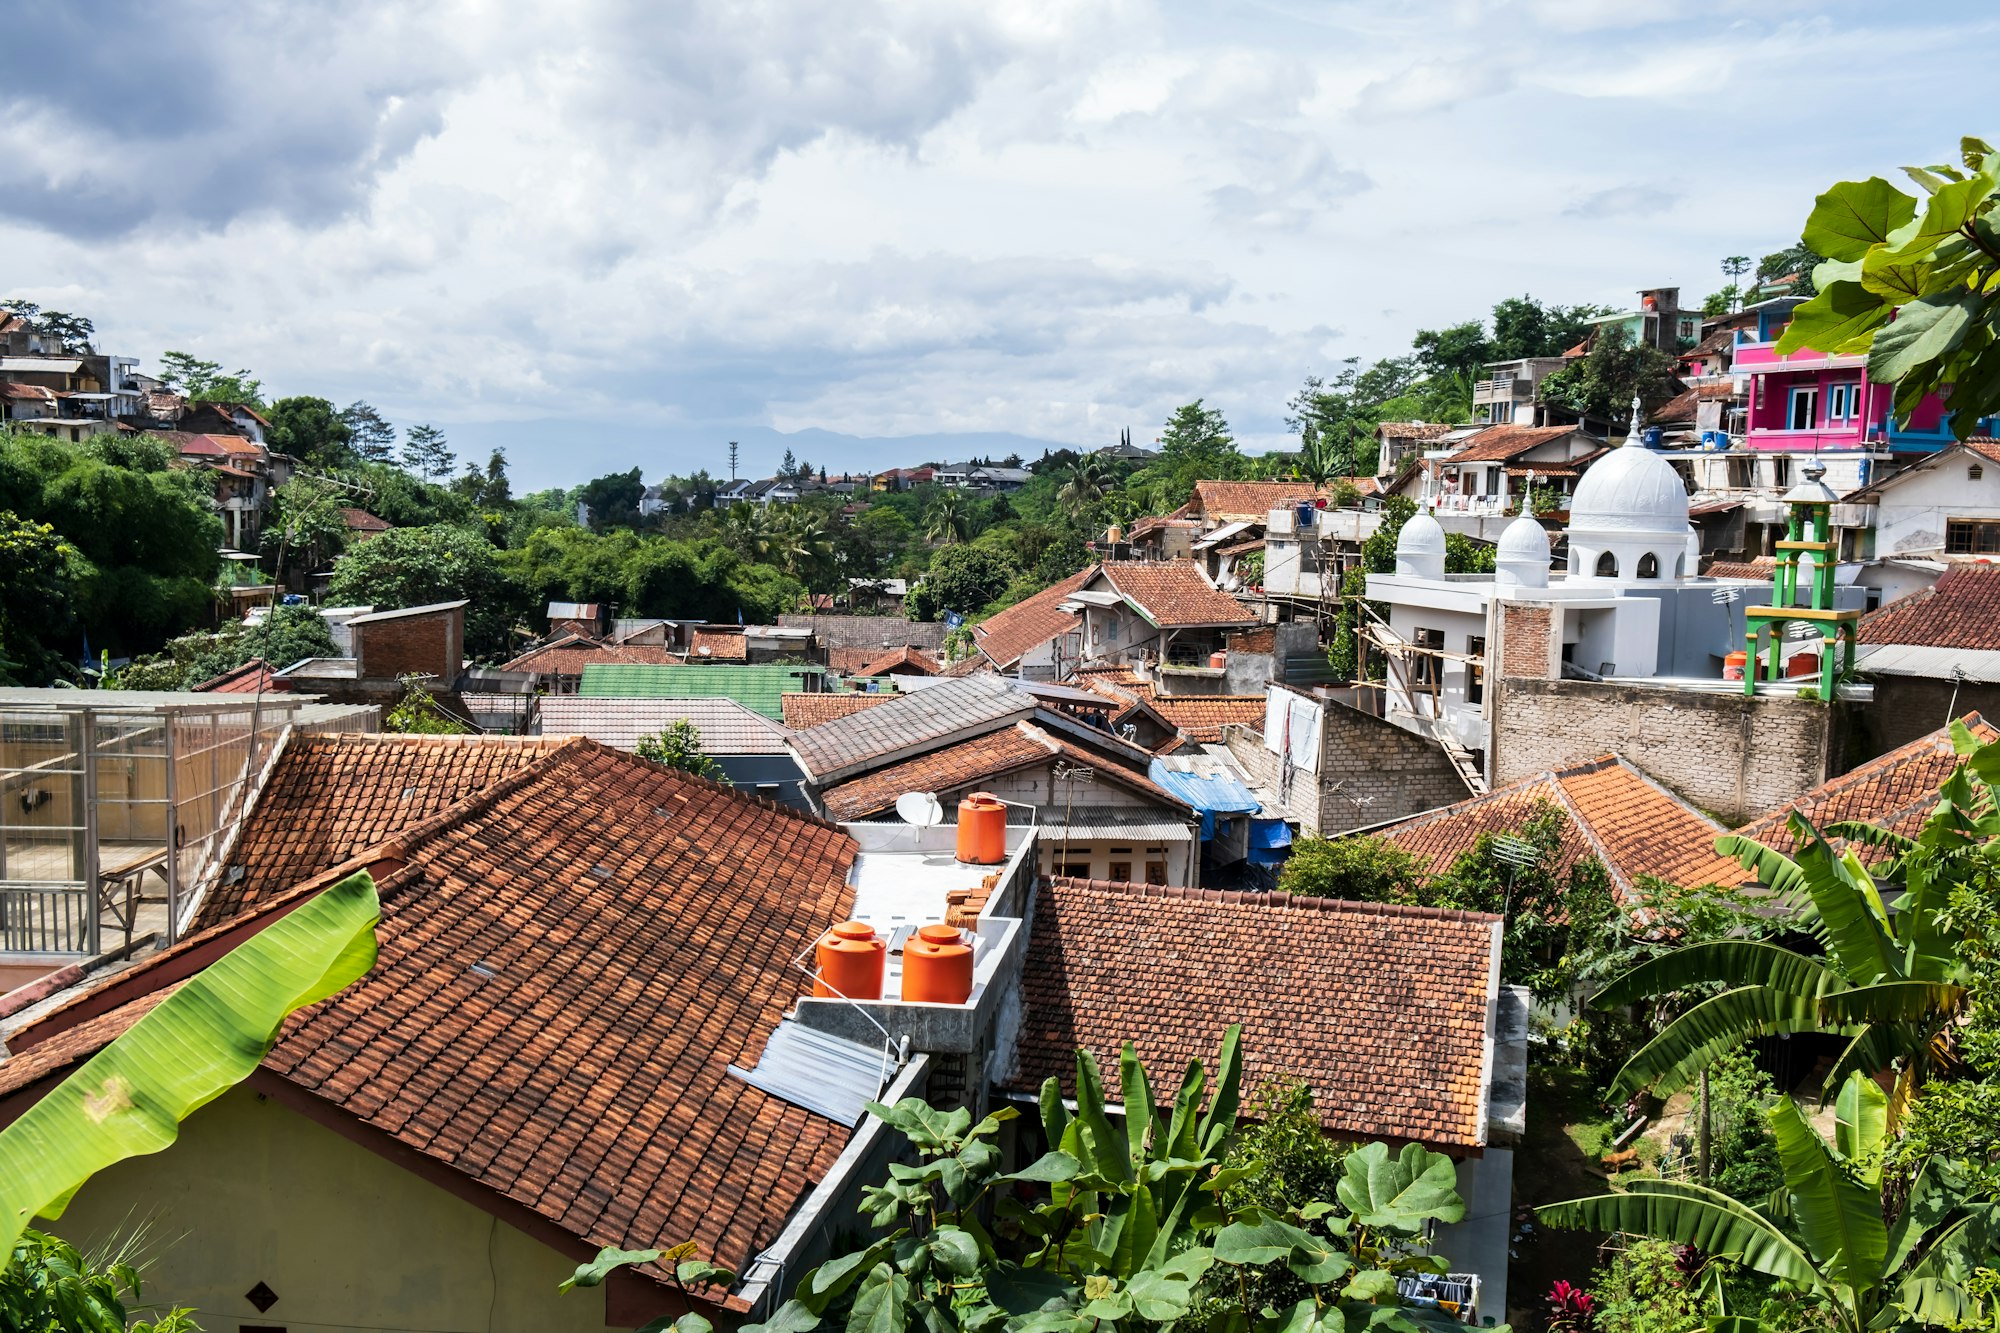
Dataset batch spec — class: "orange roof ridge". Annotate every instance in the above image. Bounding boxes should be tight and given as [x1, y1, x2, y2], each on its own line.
[1045, 876, 1503, 924]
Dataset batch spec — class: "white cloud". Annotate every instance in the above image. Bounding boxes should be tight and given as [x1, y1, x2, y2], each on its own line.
[2, 0, 1995, 486]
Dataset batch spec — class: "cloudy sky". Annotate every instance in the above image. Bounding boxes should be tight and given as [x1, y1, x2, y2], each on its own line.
[5, 0, 1993, 487]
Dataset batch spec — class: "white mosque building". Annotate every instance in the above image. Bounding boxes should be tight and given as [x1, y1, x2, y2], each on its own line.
[1362, 436, 1795, 763]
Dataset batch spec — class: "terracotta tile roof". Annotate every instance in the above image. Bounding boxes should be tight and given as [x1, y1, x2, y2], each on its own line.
[818, 720, 1183, 820]
[1095, 562, 1256, 628]
[936, 654, 988, 677]
[1126, 515, 1200, 541]
[1376, 422, 1457, 441]
[1684, 326, 1734, 360]
[1444, 424, 1582, 464]
[1651, 388, 1700, 424]
[1732, 715, 1998, 859]
[856, 646, 942, 676]
[689, 628, 749, 661]
[1148, 695, 1266, 743]
[0, 989, 177, 1098]
[1860, 564, 2000, 649]
[14, 742, 860, 1288]
[194, 657, 283, 694]
[1378, 755, 1748, 901]
[1192, 480, 1332, 523]
[339, 506, 391, 534]
[189, 734, 576, 931]
[537, 696, 790, 753]
[1011, 879, 1500, 1148]
[1503, 447, 1607, 480]
[1703, 557, 1775, 581]
[776, 615, 948, 651]
[780, 692, 897, 729]
[789, 675, 1032, 781]
[829, 646, 887, 672]
[972, 567, 1096, 670]
[500, 634, 682, 676]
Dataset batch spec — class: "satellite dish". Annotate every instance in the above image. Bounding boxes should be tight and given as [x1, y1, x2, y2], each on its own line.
[895, 792, 944, 827]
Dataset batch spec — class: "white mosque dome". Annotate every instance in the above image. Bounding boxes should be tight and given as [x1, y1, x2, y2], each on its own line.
[1395, 511, 1447, 578]
[1496, 515, 1551, 562]
[1569, 444, 1691, 535]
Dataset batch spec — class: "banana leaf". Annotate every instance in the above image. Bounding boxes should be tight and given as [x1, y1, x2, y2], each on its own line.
[1833, 1070, 1887, 1187]
[1790, 821, 1899, 985]
[1715, 833, 1807, 900]
[1592, 941, 1837, 1010]
[1770, 1089, 1888, 1296]
[1821, 1025, 1920, 1099]
[1537, 1180, 1819, 1286]
[0, 870, 380, 1262]
[1608, 986, 1842, 1101]
[1818, 981, 1965, 1029]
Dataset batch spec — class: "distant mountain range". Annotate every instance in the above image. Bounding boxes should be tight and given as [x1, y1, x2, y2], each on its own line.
[446, 419, 1093, 491]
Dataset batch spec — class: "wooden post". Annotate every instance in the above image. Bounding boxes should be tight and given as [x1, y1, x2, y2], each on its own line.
[1698, 1067, 1712, 1186]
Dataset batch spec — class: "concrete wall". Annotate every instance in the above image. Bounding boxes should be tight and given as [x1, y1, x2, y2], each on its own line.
[49, 1086, 605, 1333]
[1491, 676, 1838, 823]
[1224, 697, 1468, 838]
[1874, 454, 2000, 559]
[1853, 675, 2000, 758]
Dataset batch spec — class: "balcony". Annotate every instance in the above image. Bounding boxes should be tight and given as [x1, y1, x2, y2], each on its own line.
[1731, 338, 1866, 374]
[1472, 376, 1534, 405]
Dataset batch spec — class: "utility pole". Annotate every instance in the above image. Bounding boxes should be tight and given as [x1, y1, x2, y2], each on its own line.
[728, 440, 739, 482]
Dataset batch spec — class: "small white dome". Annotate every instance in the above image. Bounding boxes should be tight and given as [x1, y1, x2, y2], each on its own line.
[1395, 512, 1447, 579]
[1569, 445, 1690, 535]
[1496, 515, 1551, 562]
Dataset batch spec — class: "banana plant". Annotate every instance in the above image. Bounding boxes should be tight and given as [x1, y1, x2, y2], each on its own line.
[0, 869, 381, 1266]
[1538, 1072, 1997, 1333]
[1595, 728, 1999, 1108]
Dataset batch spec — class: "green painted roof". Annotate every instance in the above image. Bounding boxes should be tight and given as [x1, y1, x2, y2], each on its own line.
[577, 663, 831, 718]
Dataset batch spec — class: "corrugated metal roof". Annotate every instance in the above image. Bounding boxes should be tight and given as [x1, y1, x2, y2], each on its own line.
[538, 695, 790, 753]
[1857, 644, 2000, 683]
[1146, 759, 1260, 815]
[727, 1019, 894, 1126]
[1038, 816, 1195, 842]
[577, 663, 830, 718]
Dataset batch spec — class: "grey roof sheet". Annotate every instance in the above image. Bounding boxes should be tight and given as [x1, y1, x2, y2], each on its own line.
[537, 695, 790, 753]
[788, 675, 1032, 781]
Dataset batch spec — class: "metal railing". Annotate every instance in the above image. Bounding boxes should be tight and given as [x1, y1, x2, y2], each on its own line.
[0, 884, 94, 953]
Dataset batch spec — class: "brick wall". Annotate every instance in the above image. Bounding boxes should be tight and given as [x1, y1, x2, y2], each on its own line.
[1491, 676, 1838, 823]
[355, 607, 464, 682]
[1222, 696, 1469, 837]
[1498, 601, 1555, 680]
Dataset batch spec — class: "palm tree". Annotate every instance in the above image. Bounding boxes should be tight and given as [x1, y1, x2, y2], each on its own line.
[1595, 724, 1991, 1112]
[770, 508, 834, 585]
[1540, 1073, 1991, 1333]
[1058, 456, 1115, 521]
[925, 490, 969, 546]
[722, 501, 773, 561]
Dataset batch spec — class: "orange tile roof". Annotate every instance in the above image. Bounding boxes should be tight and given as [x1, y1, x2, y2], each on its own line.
[1096, 561, 1256, 627]
[1376, 422, 1458, 441]
[779, 692, 897, 728]
[1704, 557, 1776, 581]
[1443, 424, 1582, 463]
[935, 654, 989, 677]
[856, 645, 942, 676]
[689, 628, 749, 661]
[338, 506, 391, 534]
[1012, 879, 1501, 1148]
[190, 734, 575, 930]
[1860, 565, 2000, 649]
[500, 634, 681, 675]
[972, 566, 1096, 669]
[1191, 480, 1332, 523]
[12, 741, 860, 1290]
[194, 657, 283, 694]
[828, 646, 887, 672]
[1732, 715, 1998, 859]
[1379, 755, 1748, 901]
[1148, 695, 1266, 743]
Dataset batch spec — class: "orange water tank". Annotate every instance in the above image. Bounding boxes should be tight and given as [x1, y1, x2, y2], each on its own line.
[1786, 651, 1820, 679]
[1209, 651, 1228, 669]
[956, 792, 1006, 865]
[813, 920, 885, 1000]
[902, 925, 974, 1003]
[1723, 651, 1748, 681]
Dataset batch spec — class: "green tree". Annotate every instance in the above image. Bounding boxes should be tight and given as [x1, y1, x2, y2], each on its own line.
[1278, 836, 1427, 904]
[907, 543, 1018, 620]
[262, 474, 352, 584]
[1540, 1072, 1997, 1333]
[156, 351, 263, 405]
[1756, 241, 1822, 299]
[338, 401, 398, 462]
[401, 423, 453, 483]
[579, 467, 645, 529]
[1488, 296, 1608, 361]
[324, 523, 523, 660]
[2, 1229, 198, 1333]
[1537, 325, 1680, 426]
[634, 719, 724, 780]
[478, 448, 512, 507]
[0, 511, 78, 685]
[265, 395, 355, 468]
[385, 678, 474, 734]
[925, 489, 971, 546]
[1057, 455, 1115, 521]
[1776, 139, 2000, 439]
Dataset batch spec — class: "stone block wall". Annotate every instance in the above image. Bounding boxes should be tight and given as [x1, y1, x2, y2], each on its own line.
[1491, 677, 1839, 823]
[1224, 695, 1470, 838]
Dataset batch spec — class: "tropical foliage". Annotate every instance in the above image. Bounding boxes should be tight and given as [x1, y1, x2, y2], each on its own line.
[634, 720, 724, 780]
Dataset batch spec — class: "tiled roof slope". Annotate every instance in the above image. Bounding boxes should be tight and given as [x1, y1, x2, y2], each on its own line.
[191, 734, 574, 931]
[1444, 424, 1580, 463]
[1097, 562, 1256, 627]
[781, 692, 896, 728]
[537, 696, 790, 753]
[1379, 755, 1748, 899]
[195, 658, 280, 694]
[789, 674, 1033, 782]
[1860, 565, 2000, 649]
[973, 567, 1096, 670]
[1732, 715, 1998, 859]
[10, 742, 860, 1286]
[1148, 695, 1266, 742]
[1377, 422, 1457, 442]
[501, 636, 681, 676]
[857, 646, 942, 675]
[819, 720, 1186, 820]
[1012, 879, 1500, 1148]
[1192, 481, 1330, 523]
[689, 629, 750, 661]
[776, 615, 948, 650]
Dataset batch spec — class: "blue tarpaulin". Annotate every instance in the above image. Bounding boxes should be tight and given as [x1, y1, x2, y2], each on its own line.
[1247, 817, 1293, 864]
[1148, 760, 1261, 841]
